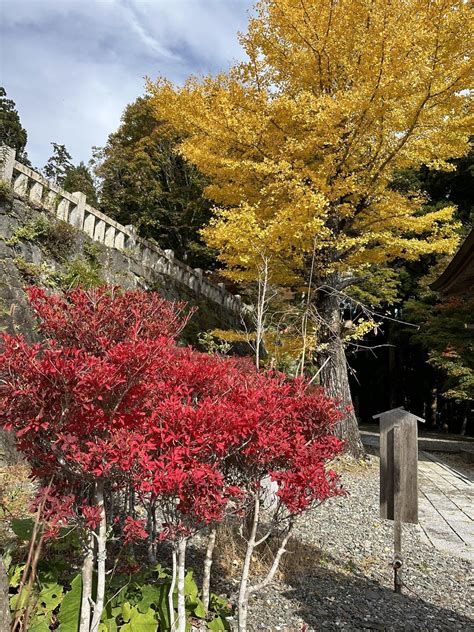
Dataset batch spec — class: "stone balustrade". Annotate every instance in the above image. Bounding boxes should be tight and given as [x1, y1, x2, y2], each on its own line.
[0, 146, 242, 313]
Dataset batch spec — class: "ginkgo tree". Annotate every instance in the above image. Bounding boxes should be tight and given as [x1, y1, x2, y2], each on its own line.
[148, 0, 473, 454]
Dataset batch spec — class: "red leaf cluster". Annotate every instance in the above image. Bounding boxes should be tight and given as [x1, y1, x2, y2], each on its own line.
[0, 286, 344, 541]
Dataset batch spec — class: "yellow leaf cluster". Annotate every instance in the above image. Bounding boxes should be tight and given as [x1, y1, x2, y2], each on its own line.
[148, 0, 473, 286]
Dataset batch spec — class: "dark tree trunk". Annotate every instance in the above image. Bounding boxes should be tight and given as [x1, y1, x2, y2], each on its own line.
[317, 279, 364, 457]
[0, 558, 10, 631]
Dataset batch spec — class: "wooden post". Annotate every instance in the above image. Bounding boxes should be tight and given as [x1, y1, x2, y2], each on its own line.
[374, 407, 425, 594]
[393, 425, 403, 593]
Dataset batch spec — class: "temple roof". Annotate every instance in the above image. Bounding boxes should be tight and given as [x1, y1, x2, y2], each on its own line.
[430, 229, 474, 296]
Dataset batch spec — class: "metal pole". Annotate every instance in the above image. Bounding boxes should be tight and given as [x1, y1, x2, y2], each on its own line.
[393, 424, 403, 593]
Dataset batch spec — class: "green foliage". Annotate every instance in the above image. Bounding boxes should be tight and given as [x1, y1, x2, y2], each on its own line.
[8, 217, 106, 289]
[0, 179, 14, 207]
[63, 162, 99, 206]
[59, 239, 104, 288]
[57, 574, 82, 631]
[0, 86, 30, 165]
[6, 217, 50, 246]
[93, 95, 216, 269]
[60, 257, 103, 289]
[9, 561, 65, 632]
[405, 294, 473, 400]
[197, 330, 232, 356]
[101, 565, 231, 631]
[43, 143, 72, 186]
[388, 143, 474, 403]
[392, 143, 474, 229]
[348, 267, 401, 308]
[10, 517, 34, 541]
[7, 559, 231, 631]
[13, 256, 60, 287]
[6, 216, 77, 260]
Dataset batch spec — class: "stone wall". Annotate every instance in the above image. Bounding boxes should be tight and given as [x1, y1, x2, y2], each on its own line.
[0, 145, 243, 315]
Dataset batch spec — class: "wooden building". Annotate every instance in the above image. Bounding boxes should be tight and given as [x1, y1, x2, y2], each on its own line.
[430, 229, 474, 297]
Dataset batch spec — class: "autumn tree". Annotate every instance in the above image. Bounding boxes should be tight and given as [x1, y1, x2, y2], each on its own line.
[93, 96, 215, 268]
[149, 0, 473, 454]
[0, 286, 343, 632]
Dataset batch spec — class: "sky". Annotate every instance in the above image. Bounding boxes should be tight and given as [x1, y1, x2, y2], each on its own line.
[1, 0, 254, 169]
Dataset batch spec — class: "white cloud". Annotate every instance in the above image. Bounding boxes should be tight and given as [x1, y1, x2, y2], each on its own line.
[1, 0, 254, 167]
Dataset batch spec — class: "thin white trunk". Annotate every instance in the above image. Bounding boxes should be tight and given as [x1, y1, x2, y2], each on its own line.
[79, 529, 94, 632]
[248, 520, 294, 594]
[202, 527, 217, 614]
[176, 537, 187, 632]
[168, 547, 177, 631]
[237, 494, 260, 632]
[255, 256, 269, 371]
[90, 480, 106, 632]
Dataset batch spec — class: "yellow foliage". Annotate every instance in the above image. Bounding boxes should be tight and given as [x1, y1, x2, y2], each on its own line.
[148, 0, 472, 288]
[212, 325, 316, 368]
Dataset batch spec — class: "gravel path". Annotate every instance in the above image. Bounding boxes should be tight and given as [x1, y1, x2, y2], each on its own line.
[243, 456, 474, 631]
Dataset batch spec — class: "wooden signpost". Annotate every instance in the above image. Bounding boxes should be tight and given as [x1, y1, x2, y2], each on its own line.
[373, 407, 425, 593]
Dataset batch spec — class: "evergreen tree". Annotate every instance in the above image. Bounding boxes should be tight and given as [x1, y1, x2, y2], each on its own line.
[43, 143, 72, 186]
[0, 87, 30, 165]
[63, 161, 98, 206]
[93, 96, 215, 268]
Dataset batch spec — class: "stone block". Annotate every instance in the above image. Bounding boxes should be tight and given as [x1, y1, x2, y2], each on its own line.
[56, 198, 70, 221]
[44, 190, 57, 210]
[104, 224, 116, 247]
[29, 182, 43, 204]
[114, 231, 125, 250]
[83, 213, 96, 237]
[69, 192, 86, 229]
[13, 173, 28, 196]
[94, 219, 106, 243]
[0, 146, 15, 181]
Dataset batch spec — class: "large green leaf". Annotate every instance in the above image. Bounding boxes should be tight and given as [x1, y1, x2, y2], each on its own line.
[192, 597, 206, 619]
[99, 618, 118, 632]
[9, 584, 32, 612]
[183, 571, 198, 600]
[122, 601, 133, 622]
[28, 614, 51, 632]
[58, 573, 82, 632]
[121, 605, 158, 632]
[11, 517, 34, 540]
[207, 615, 229, 631]
[137, 584, 162, 614]
[155, 583, 171, 631]
[36, 581, 63, 613]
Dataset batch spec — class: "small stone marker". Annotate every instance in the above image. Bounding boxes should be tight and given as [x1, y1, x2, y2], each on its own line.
[373, 407, 425, 593]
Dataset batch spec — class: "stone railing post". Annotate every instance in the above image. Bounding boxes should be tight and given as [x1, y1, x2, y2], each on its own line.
[0, 146, 15, 182]
[69, 192, 86, 229]
[124, 225, 138, 249]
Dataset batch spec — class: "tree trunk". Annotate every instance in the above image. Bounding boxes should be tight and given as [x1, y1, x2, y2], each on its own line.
[90, 480, 107, 632]
[237, 494, 260, 632]
[202, 527, 216, 615]
[79, 530, 94, 632]
[317, 282, 364, 457]
[0, 559, 10, 632]
[176, 537, 187, 632]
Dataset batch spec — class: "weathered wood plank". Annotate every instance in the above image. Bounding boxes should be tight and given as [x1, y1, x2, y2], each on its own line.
[380, 410, 418, 524]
